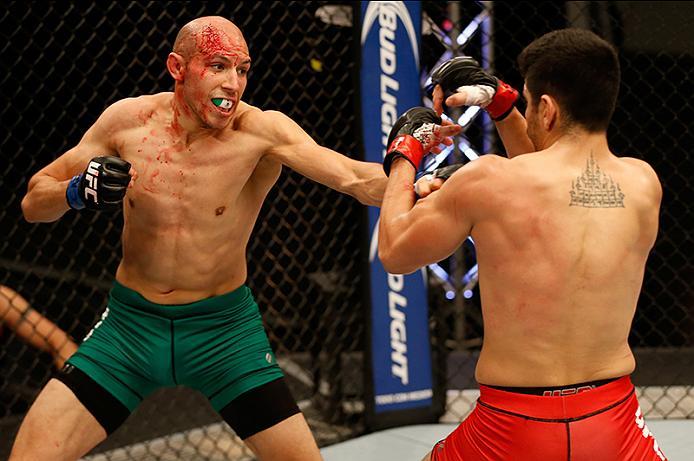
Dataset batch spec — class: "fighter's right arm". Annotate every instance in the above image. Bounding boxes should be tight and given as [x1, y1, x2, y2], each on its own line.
[491, 108, 534, 157]
[379, 156, 493, 274]
[21, 102, 126, 222]
[428, 57, 534, 158]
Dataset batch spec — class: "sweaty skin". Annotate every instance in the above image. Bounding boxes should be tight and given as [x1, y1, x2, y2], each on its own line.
[381, 102, 661, 387]
[22, 17, 386, 305]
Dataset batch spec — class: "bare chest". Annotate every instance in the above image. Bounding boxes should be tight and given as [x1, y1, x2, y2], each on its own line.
[114, 122, 262, 221]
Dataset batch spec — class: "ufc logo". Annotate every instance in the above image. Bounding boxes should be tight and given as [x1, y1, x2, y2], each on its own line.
[84, 160, 99, 203]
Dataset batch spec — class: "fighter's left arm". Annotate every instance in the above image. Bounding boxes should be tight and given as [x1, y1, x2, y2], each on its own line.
[264, 111, 386, 206]
[378, 158, 473, 274]
[264, 110, 459, 207]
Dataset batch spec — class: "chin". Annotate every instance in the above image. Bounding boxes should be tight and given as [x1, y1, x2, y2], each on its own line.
[212, 118, 233, 130]
[202, 114, 233, 130]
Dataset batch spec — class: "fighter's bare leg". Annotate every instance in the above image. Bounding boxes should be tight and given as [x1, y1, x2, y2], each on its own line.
[10, 378, 107, 461]
[243, 413, 322, 461]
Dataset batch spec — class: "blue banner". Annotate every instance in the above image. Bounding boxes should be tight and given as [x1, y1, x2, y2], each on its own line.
[359, 1, 433, 414]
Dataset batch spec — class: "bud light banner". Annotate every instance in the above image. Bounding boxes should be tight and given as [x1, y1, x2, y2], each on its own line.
[358, 1, 436, 428]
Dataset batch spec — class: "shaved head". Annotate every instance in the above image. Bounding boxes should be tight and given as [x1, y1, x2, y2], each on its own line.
[167, 16, 251, 130]
[173, 16, 248, 60]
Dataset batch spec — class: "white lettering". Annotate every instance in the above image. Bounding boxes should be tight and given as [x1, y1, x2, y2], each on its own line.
[375, 389, 433, 405]
[85, 160, 100, 203]
[378, 4, 397, 30]
[379, 28, 396, 74]
[83, 307, 110, 342]
[378, 4, 399, 159]
[634, 406, 666, 460]
[388, 273, 404, 291]
[391, 336, 408, 384]
[388, 273, 408, 385]
[87, 161, 100, 176]
[380, 75, 399, 155]
[380, 75, 399, 105]
[85, 184, 98, 203]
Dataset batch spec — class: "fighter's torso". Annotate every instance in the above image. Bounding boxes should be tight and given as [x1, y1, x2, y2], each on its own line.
[110, 93, 280, 303]
[469, 149, 660, 386]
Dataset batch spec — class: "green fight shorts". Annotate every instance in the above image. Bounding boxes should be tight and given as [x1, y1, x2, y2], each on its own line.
[66, 281, 285, 413]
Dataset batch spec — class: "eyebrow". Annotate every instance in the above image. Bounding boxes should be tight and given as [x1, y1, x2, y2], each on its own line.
[210, 54, 251, 66]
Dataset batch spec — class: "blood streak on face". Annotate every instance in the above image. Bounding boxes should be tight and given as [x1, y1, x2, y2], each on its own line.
[177, 21, 250, 130]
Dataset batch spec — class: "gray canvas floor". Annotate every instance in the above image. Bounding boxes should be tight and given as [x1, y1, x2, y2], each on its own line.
[321, 421, 694, 461]
[81, 419, 693, 460]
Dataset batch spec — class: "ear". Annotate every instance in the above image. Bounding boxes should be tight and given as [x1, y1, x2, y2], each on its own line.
[167, 52, 186, 82]
[539, 94, 559, 131]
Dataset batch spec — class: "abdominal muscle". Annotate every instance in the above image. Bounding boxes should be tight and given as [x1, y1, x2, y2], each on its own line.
[115, 186, 260, 305]
[108, 95, 275, 305]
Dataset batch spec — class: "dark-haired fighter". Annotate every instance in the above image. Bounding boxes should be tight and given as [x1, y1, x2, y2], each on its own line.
[380, 29, 666, 460]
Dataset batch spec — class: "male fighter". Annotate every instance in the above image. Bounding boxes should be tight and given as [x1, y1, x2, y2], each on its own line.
[12, 15, 457, 461]
[379, 29, 667, 460]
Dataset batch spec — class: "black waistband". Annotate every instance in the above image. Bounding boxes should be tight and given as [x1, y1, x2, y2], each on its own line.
[486, 377, 620, 396]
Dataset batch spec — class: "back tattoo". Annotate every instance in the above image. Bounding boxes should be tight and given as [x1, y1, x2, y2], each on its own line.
[569, 153, 625, 208]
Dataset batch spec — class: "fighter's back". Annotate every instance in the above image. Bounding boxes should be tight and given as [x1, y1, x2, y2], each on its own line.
[468, 144, 661, 387]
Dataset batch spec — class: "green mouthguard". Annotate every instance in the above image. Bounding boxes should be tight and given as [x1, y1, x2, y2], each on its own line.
[211, 98, 223, 106]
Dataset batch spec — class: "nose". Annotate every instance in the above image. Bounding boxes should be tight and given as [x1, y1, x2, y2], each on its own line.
[221, 69, 239, 92]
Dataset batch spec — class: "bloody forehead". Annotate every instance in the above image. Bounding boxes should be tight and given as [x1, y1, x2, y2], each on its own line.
[195, 24, 249, 61]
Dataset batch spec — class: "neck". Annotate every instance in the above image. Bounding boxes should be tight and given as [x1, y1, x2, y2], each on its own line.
[543, 128, 609, 154]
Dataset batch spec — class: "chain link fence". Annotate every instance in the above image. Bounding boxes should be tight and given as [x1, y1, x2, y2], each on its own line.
[1, 1, 692, 460]
[422, 1, 694, 424]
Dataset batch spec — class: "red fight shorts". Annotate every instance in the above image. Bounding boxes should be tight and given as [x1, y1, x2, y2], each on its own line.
[431, 376, 667, 461]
